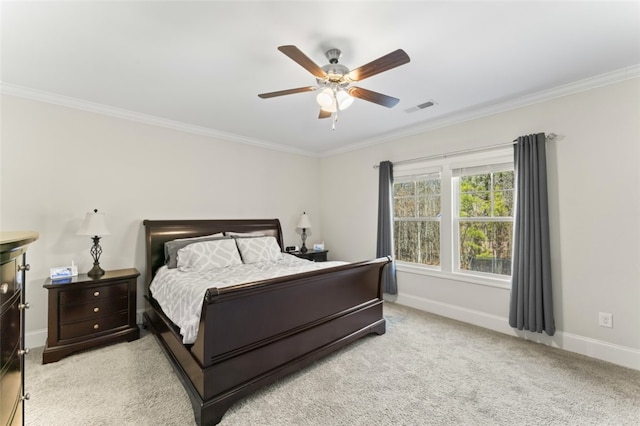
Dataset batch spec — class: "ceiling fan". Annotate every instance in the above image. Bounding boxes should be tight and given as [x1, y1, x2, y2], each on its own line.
[258, 45, 410, 125]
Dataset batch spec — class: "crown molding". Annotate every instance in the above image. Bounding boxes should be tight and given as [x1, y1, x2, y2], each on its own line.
[0, 83, 319, 158]
[3, 63, 638, 159]
[322, 64, 640, 157]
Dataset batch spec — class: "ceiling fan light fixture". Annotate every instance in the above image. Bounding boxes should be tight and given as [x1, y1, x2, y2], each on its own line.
[259, 45, 411, 125]
[316, 87, 334, 107]
[336, 89, 354, 110]
[321, 98, 337, 113]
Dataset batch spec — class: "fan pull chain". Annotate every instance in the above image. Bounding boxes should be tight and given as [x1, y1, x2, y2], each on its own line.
[332, 112, 338, 130]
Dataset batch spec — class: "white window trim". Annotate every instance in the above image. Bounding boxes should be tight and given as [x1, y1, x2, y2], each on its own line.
[393, 147, 513, 287]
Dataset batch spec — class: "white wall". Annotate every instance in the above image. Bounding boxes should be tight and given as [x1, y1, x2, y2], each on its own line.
[3, 78, 639, 370]
[0, 95, 323, 347]
[320, 78, 640, 370]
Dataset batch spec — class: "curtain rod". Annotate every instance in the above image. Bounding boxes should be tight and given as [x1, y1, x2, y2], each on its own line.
[373, 133, 557, 169]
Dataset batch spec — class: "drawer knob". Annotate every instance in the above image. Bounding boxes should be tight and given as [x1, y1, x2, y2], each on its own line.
[18, 264, 30, 272]
[19, 348, 30, 356]
[93, 324, 99, 330]
[0, 283, 8, 294]
[93, 307, 100, 313]
[19, 302, 30, 310]
[93, 291, 100, 297]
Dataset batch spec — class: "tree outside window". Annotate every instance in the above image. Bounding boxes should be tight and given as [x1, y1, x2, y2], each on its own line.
[393, 174, 441, 266]
[456, 168, 514, 276]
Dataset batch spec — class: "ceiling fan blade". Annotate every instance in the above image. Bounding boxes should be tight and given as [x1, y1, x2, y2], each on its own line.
[318, 109, 332, 119]
[348, 87, 400, 108]
[278, 45, 328, 79]
[345, 49, 410, 82]
[258, 86, 317, 99]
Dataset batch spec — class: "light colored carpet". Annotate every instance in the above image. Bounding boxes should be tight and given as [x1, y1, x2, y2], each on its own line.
[26, 302, 640, 425]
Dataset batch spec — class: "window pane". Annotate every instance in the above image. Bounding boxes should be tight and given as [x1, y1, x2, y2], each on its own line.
[459, 171, 514, 218]
[459, 191, 490, 217]
[458, 221, 512, 276]
[417, 196, 441, 217]
[460, 174, 490, 192]
[394, 197, 416, 217]
[416, 179, 440, 196]
[494, 189, 514, 217]
[494, 171, 514, 190]
[394, 182, 415, 197]
[394, 220, 440, 266]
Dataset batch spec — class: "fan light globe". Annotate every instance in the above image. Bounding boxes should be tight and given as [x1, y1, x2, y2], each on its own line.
[336, 90, 354, 110]
[316, 88, 334, 107]
[321, 99, 337, 113]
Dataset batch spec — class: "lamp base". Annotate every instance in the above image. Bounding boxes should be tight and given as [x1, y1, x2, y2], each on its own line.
[87, 263, 105, 278]
[300, 229, 308, 253]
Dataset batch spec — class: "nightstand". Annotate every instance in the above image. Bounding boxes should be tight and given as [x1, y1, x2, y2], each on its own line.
[291, 250, 329, 262]
[42, 268, 140, 364]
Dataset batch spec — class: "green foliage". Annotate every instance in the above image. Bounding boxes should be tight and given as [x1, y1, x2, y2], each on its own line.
[458, 171, 514, 275]
[393, 171, 513, 275]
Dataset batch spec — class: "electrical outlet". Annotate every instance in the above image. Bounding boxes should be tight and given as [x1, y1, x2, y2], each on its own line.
[598, 312, 613, 328]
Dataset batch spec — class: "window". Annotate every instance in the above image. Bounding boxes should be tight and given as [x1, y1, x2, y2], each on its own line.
[453, 164, 514, 276]
[392, 149, 514, 282]
[393, 172, 441, 266]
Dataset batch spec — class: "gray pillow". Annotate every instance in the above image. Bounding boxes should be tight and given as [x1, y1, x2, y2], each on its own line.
[164, 233, 228, 269]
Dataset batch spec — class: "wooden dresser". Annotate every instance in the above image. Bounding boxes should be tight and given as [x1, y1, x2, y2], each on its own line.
[0, 231, 38, 426]
[42, 268, 139, 364]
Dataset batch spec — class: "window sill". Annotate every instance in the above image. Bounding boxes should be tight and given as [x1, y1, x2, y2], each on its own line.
[395, 262, 511, 290]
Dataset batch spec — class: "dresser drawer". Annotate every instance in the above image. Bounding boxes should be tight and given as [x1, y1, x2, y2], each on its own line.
[0, 294, 20, 370]
[0, 367, 20, 426]
[59, 281, 128, 305]
[59, 311, 129, 340]
[0, 260, 17, 310]
[59, 296, 128, 325]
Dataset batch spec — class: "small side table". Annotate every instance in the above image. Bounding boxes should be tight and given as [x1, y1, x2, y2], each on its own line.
[291, 250, 329, 262]
[42, 268, 140, 364]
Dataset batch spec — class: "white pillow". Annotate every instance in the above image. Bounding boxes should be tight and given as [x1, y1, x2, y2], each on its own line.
[235, 236, 283, 264]
[177, 239, 242, 272]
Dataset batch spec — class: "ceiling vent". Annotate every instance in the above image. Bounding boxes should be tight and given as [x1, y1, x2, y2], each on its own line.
[405, 99, 436, 113]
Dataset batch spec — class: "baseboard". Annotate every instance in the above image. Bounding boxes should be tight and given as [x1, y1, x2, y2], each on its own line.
[26, 329, 48, 350]
[394, 293, 640, 371]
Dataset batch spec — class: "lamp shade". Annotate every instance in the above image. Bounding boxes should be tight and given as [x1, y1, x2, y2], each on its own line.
[296, 212, 312, 229]
[77, 209, 110, 236]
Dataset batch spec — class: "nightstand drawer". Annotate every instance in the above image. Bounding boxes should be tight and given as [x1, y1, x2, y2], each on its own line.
[59, 311, 129, 340]
[59, 296, 128, 324]
[60, 281, 128, 305]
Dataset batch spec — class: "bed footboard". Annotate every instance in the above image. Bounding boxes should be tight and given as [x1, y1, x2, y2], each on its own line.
[143, 219, 391, 425]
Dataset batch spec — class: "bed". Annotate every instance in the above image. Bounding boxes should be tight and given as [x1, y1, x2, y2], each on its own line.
[142, 219, 391, 425]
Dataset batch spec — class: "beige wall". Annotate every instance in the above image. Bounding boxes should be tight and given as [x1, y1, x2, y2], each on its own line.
[2, 78, 639, 370]
[0, 95, 323, 345]
[320, 78, 640, 369]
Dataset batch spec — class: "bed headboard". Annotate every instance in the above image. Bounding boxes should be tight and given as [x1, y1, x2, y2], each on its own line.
[142, 219, 284, 289]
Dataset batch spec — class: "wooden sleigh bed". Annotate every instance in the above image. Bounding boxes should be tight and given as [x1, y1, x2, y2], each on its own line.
[142, 219, 391, 425]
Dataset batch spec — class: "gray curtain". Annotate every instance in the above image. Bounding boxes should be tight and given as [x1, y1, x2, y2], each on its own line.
[376, 161, 397, 294]
[509, 133, 555, 335]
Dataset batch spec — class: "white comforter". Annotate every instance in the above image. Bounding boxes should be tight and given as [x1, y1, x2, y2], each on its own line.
[150, 254, 347, 344]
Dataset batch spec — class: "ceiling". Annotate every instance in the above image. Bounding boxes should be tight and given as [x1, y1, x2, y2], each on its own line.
[2, 1, 639, 156]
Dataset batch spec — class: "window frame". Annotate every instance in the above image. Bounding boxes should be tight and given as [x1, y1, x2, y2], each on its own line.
[452, 162, 515, 278]
[393, 170, 442, 269]
[392, 148, 513, 287]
